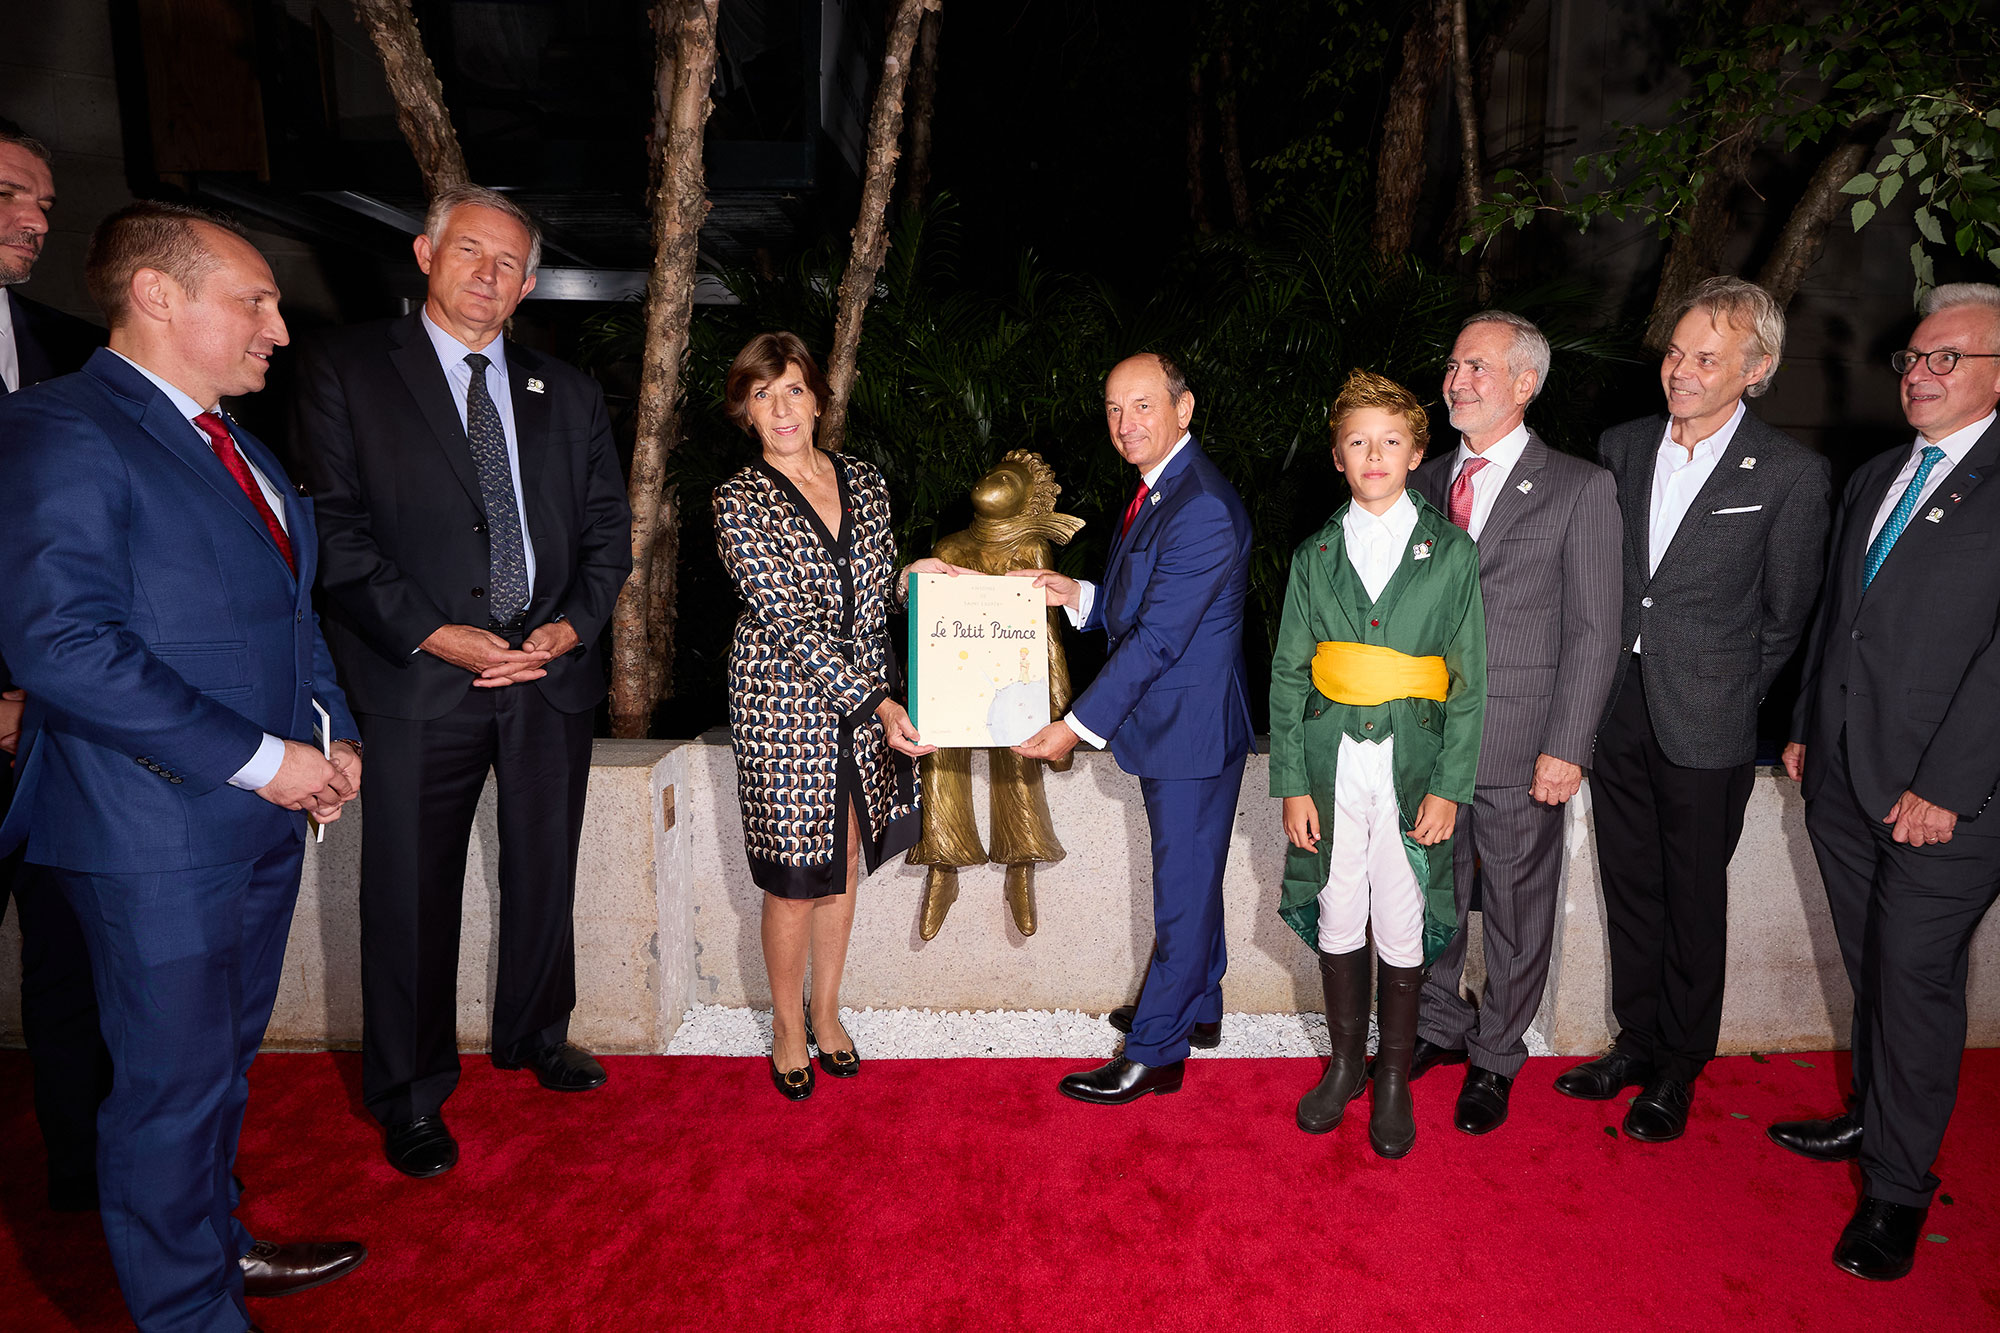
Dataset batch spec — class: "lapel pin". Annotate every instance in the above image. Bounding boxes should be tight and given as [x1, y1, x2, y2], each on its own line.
[1739, 456, 1758, 470]
[1516, 479, 1533, 494]
[1149, 491, 1161, 506]
[526, 377, 545, 394]
[1925, 508, 1946, 523]
[1951, 492, 1962, 503]
[1412, 539, 1434, 560]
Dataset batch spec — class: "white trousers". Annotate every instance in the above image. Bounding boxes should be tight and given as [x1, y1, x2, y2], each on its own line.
[1315, 734, 1427, 968]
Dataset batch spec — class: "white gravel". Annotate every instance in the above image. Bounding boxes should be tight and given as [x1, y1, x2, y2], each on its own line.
[665, 1004, 1554, 1059]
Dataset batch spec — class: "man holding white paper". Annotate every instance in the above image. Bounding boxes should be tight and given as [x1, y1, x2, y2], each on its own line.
[1014, 352, 1255, 1105]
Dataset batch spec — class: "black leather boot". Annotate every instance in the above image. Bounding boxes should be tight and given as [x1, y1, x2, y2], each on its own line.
[1369, 962, 1425, 1159]
[1298, 948, 1371, 1134]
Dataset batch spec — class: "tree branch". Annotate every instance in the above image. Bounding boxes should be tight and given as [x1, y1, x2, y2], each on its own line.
[351, 0, 468, 198]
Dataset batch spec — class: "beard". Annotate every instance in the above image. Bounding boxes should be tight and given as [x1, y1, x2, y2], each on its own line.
[0, 231, 41, 286]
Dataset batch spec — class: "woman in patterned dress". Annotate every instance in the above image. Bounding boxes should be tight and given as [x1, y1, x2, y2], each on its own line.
[713, 331, 953, 1101]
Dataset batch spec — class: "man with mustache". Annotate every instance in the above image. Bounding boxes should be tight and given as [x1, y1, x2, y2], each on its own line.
[1567, 276, 1829, 1142]
[0, 122, 112, 1217]
[1405, 311, 1621, 1134]
[1776, 283, 2000, 1281]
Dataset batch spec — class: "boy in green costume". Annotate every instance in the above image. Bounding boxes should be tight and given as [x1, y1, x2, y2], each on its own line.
[1269, 369, 1487, 1158]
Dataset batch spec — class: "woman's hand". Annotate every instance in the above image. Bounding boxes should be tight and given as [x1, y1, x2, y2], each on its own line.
[903, 557, 974, 579]
[1007, 568, 1080, 608]
[1282, 795, 1320, 852]
[876, 699, 937, 757]
[1410, 794, 1458, 846]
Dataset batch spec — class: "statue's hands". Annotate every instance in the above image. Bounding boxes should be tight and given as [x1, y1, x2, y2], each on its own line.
[904, 557, 974, 578]
[876, 699, 937, 757]
[1008, 568, 1080, 609]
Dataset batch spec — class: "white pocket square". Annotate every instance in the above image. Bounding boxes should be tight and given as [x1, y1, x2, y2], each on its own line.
[1711, 504, 1763, 515]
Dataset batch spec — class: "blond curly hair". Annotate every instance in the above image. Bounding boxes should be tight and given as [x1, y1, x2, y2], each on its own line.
[1329, 368, 1430, 457]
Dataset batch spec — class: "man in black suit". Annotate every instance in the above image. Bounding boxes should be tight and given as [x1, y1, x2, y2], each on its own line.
[0, 123, 112, 1214]
[1563, 276, 1830, 1141]
[1774, 283, 2000, 1281]
[295, 184, 631, 1178]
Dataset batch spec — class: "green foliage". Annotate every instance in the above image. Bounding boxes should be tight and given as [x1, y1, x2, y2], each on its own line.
[1466, 2, 2000, 300]
[586, 194, 1638, 727]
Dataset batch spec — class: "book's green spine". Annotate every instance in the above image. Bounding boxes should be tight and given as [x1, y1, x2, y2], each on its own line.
[907, 571, 921, 730]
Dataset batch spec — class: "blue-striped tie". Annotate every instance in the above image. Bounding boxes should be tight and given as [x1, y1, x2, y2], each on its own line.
[1862, 445, 1946, 589]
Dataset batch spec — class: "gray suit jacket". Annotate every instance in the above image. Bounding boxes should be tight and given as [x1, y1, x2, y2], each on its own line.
[1413, 431, 1622, 787]
[1598, 408, 1831, 768]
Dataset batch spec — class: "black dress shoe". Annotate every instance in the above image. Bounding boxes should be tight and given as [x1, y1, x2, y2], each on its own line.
[1623, 1077, 1693, 1142]
[1768, 1112, 1863, 1163]
[1453, 1067, 1513, 1135]
[240, 1238, 367, 1298]
[1833, 1195, 1927, 1281]
[768, 1056, 814, 1101]
[384, 1115, 458, 1178]
[495, 1040, 608, 1092]
[1106, 1005, 1221, 1049]
[1554, 1049, 1655, 1101]
[1057, 1056, 1184, 1105]
[804, 1013, 860, 1078]
[1409, 1038, 1468, 1082]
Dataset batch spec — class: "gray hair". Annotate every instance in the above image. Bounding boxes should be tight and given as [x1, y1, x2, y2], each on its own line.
[422, 183, 543, 276]
[1671, 276, 1785, 397]
[1460, 309, 1551, 404]
[1919, 282, 2000, 320]
[0, 126, 51, 164]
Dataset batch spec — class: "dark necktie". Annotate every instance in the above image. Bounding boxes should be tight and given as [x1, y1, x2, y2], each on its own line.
[193, 411, 295, 574]
[1121, 481, 1150, 537]
[462, 352, 530, 623]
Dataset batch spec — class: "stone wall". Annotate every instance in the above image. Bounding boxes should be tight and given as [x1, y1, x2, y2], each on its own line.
[3, 732, 1996, 1055]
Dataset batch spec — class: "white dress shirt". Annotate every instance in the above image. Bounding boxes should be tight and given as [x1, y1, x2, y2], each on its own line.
[1064, 432, 1193, 749]
[1634, 400, 1745, 653]
[109, 350, 292, 791]
[420, 309, 538, 592]
[1343, 489, 1420, 601]
[1866, 411, 1996, 545]
[1449, 422, 1530, 540]
[0, 290, 18, 393]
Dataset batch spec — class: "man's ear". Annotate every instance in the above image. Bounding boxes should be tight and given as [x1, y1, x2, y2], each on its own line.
[127, 267, 173, 325]
[1176, 391, 1196, 432]
[412, 233, 434, 275]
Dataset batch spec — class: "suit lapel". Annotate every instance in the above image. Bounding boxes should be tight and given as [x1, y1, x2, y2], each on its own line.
[1651, 412, 1765, 578]
[1314, 507, 1365, 641]
[1867, 419, 2000, 591]
[1103, 438, 1193, 583]
[507, 341, 554, 499]
[230, 419, 308, 585]
[1365, 493, 1436, 623]
[388, 314, 485, 510]
[1474, 435, 1546, 545]
[9, 292, 56, 388]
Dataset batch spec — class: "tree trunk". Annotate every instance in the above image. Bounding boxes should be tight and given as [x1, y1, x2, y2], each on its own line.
[1372, 0, 1452, 262]
[1643, 0, 1794, 345]
[1187, 59, 1210, 234]
[1448, 0, 1491, 300]
[1756, 124, 1886, 309]
[1218, 36, 1253, 233]
[608, 0, 721, 740]
[819, 0, 938, 456]
[899, 5, 943, 217]
[351, 0, 468, 198]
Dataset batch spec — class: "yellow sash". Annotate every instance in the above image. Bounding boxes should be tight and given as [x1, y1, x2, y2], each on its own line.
[1311, 641, 1448, 707]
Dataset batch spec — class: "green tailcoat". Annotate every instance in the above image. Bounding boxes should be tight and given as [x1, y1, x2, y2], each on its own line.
[1268, 491, 1487, 961]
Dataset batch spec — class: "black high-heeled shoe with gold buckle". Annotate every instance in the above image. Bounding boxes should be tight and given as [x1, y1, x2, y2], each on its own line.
[804, 1011, 861, 1079]
[768, 1055, 814, 1101]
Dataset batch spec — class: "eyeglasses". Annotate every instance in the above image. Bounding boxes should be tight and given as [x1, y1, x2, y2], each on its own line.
[1891, 348, 2000, 376]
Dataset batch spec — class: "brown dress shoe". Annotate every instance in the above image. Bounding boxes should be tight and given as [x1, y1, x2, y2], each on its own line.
[240, 1238, 367, 1298]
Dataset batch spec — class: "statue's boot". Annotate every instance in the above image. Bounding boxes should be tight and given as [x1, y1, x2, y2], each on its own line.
[1297, 947, 1370, 1134]
[919, 866, 960, 941]
[1004, 863, 1037, 936]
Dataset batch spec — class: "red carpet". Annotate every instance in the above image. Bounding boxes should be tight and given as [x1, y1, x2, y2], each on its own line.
[2, 1049, 1997, 1332]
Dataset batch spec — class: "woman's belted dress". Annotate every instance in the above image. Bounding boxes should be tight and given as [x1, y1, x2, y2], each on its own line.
[714, 454, 920, 897]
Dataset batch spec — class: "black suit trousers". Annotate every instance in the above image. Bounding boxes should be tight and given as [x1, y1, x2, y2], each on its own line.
[1592, 663, 1753, 1082]
[1805, 737, 2000, 1207]
[356, 683, 594, 1126]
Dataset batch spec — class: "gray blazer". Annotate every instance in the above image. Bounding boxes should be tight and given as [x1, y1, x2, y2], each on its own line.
[1598, 409, 1831, 768]
[1413, 431, 1622, 787]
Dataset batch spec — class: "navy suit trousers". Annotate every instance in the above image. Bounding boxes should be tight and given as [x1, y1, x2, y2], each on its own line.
[57, 840, 303, 1333]
[1125, 752, 1247, 1066]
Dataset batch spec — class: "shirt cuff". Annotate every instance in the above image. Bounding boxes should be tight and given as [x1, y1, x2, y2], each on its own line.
[1064, 581, 1097, 629]
[1065, 712, 1107, 750]
[228, 733, 286, 791]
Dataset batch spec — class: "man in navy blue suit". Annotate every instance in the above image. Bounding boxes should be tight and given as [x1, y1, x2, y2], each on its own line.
[1015, 352, 1255, 1104]
[0, 202, 366, 1332]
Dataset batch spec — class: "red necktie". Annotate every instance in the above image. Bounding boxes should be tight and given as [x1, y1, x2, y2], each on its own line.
[1121, 481, 1150, 537]
[194, 412, 296, 574]
[1448, 456, 1489, 531]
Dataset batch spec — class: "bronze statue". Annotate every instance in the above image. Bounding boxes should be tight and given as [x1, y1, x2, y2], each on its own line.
[908, 451, 1084, 938]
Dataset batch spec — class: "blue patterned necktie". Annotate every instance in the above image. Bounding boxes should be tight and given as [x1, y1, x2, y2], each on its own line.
[1862, 444, 1947, 589]
[463, 352, 530, 623]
